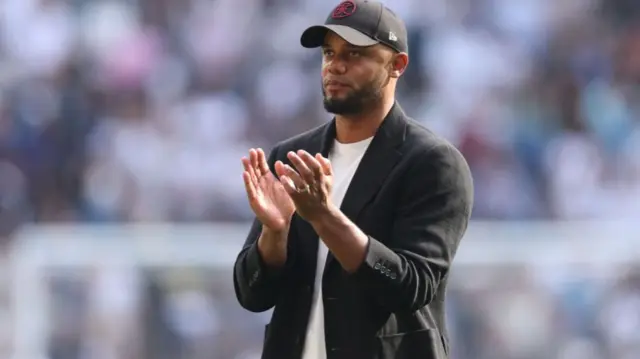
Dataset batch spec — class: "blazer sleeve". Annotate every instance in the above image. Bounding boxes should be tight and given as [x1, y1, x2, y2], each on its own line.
[352, 143, 473, 313]
[233, 146, 290, 312]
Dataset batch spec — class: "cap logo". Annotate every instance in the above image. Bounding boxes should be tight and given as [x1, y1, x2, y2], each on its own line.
[332, 1, 356, 19]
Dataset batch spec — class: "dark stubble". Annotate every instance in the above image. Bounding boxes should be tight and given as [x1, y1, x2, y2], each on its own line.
[322, 71, 389, 116]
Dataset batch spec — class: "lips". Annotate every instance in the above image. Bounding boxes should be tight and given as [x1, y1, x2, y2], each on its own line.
[324, 80, 350, 90]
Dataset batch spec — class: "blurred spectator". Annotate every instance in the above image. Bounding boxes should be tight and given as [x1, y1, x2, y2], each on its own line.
[0, 0, 637, 223]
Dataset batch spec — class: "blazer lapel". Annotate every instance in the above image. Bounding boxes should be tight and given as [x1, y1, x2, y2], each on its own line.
[324, 103, 407, 269]
[287, 120, 336, 163]
[339, 104, 406, 221]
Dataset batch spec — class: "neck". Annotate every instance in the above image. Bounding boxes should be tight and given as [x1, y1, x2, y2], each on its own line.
[334, 96, 395, 143]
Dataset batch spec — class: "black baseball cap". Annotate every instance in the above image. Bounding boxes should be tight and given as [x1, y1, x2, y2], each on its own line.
[300, 0, 408, 54]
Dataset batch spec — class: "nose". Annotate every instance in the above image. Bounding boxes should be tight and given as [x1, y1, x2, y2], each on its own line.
[325, 58, 347, 75]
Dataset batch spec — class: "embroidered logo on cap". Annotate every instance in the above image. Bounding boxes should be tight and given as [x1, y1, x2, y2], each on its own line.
[332, 1, 357, 19]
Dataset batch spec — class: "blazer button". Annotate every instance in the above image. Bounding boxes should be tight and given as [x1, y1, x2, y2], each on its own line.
[374, 263, 381, 270]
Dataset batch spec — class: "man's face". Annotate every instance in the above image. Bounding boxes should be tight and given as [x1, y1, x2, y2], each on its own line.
[321, 32, 396, 115]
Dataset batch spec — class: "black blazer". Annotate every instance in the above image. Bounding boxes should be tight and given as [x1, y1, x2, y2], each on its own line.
[233, 103, 474, 359]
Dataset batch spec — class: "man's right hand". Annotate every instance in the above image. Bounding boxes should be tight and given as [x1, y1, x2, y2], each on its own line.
[242, 148, 295, 232]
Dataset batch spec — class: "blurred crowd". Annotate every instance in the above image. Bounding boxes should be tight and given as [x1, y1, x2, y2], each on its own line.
[447, 264, 640, 359]
[1, 1, 639, 359]
[37, 262, 640, 359]
[1, 0, 640, 227]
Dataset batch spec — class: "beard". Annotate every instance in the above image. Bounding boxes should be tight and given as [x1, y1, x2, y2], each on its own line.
[322, 75, 386, 116]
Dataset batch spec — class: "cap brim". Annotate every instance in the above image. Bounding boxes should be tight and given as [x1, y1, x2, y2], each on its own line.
[300, 25, 379, 48]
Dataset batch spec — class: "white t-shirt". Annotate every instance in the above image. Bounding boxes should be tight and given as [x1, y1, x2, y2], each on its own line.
[301, 136, 373, 359]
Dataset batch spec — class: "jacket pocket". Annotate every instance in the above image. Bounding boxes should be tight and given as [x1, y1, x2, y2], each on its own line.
[375, 329, 447, 359]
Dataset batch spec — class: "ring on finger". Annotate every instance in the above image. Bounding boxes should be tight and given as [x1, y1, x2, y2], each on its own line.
[296, 183, 310, 193]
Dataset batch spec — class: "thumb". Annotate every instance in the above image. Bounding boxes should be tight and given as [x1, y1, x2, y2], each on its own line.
[316, 153, 332, 175]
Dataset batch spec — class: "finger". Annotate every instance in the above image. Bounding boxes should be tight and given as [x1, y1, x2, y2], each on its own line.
[276, 161, 305, 190]
[274, 161, 287, 178]
[298, 150, 323, 179]
[257, 148, 270, 175]
[242, 171, 258, 200]
[287, 151, 314, 183]
[279, 175, 298, 196]
[242, 157, 258, 184]
[316, 153, 332, 176]
[283, 164, 306, 190]
[249, 149, 261, 175]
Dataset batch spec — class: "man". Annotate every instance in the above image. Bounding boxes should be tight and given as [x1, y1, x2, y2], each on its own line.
[233, 1, 473, 358]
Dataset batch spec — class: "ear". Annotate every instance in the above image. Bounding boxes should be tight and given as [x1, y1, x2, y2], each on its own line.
[389, 53, 409, 78]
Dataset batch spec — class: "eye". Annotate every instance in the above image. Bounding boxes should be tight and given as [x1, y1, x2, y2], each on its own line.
[349, 51, 361, 57]
[322, 49, 334, 57]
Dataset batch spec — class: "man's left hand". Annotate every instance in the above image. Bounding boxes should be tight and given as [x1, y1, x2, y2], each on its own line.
[274, 150, 334, 222]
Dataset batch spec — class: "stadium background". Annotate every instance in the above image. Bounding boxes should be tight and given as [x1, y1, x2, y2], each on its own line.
[0, 0, 639, 358]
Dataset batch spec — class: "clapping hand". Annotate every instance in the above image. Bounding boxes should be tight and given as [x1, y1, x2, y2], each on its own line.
[274, 150, 334, 223]
[242, 148, 295, 231]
